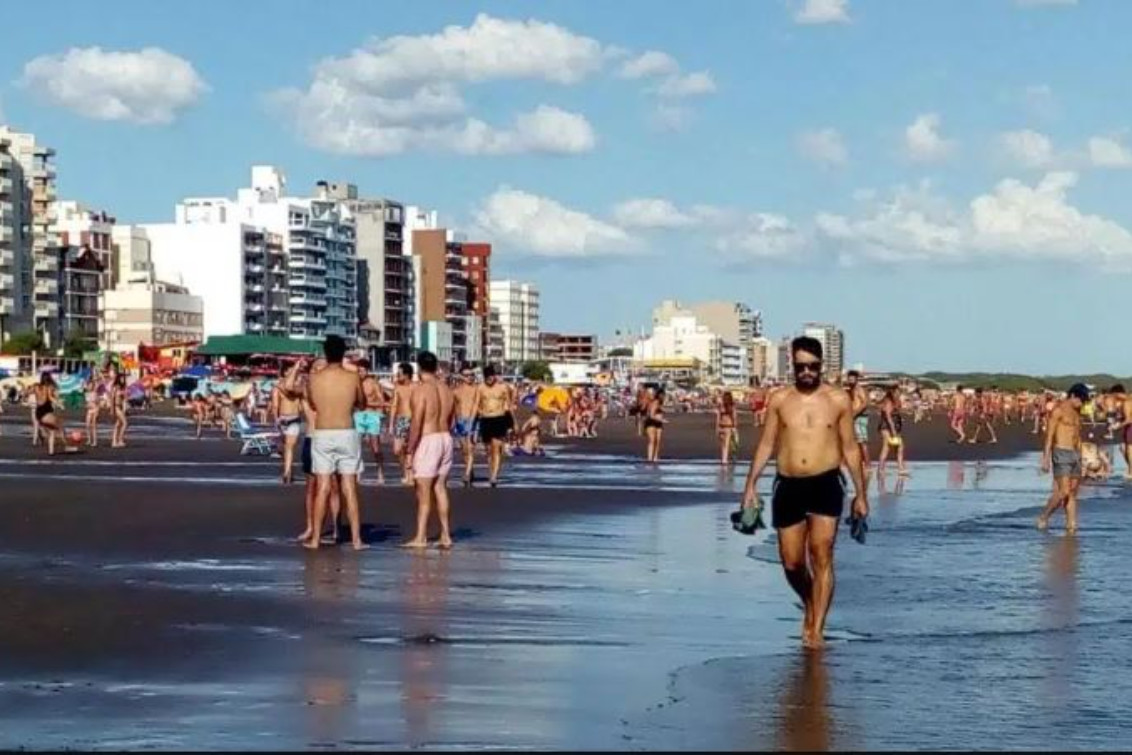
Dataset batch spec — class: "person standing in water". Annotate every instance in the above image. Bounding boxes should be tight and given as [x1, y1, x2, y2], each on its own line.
[475, 364, 516, 487]
[877, 388, 908, 477]
[740, 337, 868, 650]
[845, 370, 870, 484]
[273, 360, 305, 484]
[389, 362, 416, 487]
[404, 351, 456, 549]
[1038, 384, 1088, 534]
[643, 387, 666, 462]
[452, 367, 480, 486]
[716, 390, 738, 466]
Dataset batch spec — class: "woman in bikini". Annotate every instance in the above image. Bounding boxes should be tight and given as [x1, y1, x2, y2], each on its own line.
[644, 387, 666, 463]
[83, 375, 102, 447]
[716, 391, 738, 466]
[34, 372, 63, 456]
[111, 374, 129, 448]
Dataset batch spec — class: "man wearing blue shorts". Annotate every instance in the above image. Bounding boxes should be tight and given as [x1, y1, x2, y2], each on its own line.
[845, 370, 871, 483]
[452, 367, 480, 486]
[354, 360, 387, 485]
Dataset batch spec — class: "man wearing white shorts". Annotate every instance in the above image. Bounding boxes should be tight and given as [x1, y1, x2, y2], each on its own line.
[404, 351, 456, 549]
[304, 335, 367, 551]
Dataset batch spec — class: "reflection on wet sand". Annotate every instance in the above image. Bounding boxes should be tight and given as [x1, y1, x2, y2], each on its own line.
[401, 551, 452, 747]
[775, 650, 834, 752]
[300, 550, 361, 744]
[1042, 534, 1079, 710]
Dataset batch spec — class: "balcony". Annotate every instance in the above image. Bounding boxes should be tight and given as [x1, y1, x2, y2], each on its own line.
[289, 275, 327, 291]
[289, 293, 322, 306]
[288, 257, 327, 272]
[0, 226, 12, 244]
[0, 177, 11, 195]
[245, 283, 265, 294]
[0, 273, 13, 291]
[0, 249, 13, 266]
[246, 303, 265, 313]
[35, 278, 58, 295]
[245, 263, 265, 275]
[291, 312, 328, 325]
[35, 303, 57, 319]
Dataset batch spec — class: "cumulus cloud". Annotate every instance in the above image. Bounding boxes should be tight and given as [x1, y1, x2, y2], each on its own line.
[473, 188, 636, 258]
[612, 198, 697, 229]
[20, 47, 206, 125]
[795, 0, 851, 24]
[1087, 135, 1132, 169]
[904, 113, 954, 163]
[1000, 129, 1055, 169]
[817, 172, 1132, 266]
[655, 71, 717, 98]
[619, 51, 679, 79]
[797, 128, 849, 167]
[716, 214, 809, 260]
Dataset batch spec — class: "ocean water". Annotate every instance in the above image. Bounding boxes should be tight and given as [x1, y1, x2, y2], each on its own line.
[1, 444, 1130, 750]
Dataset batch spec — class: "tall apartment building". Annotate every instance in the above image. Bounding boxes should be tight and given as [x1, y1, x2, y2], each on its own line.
[102, 280, 204, 352]
[802, 322, 845, 380]
[145, 166, 358, 343]
[110, 225, 156, 288]
[634, 311, 722, 379]
[56, 245, 103, 347]
[0, 127, 57, 344]
[325, 183, 412, 364]
[539, 332, 597, 363]
[0, 135, 26, 341]
[410, 228, 470, 364]
[489, 280, 540, 365]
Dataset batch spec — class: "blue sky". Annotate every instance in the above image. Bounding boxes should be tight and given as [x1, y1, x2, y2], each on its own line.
[2, 0, 1130, 373]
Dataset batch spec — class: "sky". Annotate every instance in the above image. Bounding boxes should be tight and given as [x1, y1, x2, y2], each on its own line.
[1, 0, 1130, 374]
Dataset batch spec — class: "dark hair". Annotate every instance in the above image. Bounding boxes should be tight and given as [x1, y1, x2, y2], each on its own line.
[722, 392, 734, 411]
[483, 364, 497, 379]
[355, 358, 371, 371]
[417, 351, 439, 374]
[847, 370, 860, 378]
[40, 372, 55, 387]
[1110, 384, 1126, 394]
[323, 335, 347, 363]
[791, 336, 823, 361]
[398, 362, 414, 378]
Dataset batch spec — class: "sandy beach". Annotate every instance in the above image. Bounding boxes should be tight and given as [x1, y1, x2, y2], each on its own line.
[3, 408, 1127, 749]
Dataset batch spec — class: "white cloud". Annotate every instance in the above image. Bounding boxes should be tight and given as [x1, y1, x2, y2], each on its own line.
[474, 188, 636, 258]
[797, 128, 849, 167]
[818, 172, 1132, 266]
[795, 0, 851, 24]
[20, 47, 206, 125]
[1087, 136, 1132, 169]
[619, 51, 679, 79]
[716, 214, 809, 260]
[656, 71, 717, 98]
[612, 198, 697, 229]
[904, 113, 954, 163]
[1000, 129, 1055, 169]
[277, 14, 713, 155]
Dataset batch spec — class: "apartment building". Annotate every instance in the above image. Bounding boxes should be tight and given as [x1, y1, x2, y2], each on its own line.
[410, 228, 470, 364]
[539, 332, 597, 363]
[489, 280, 540, 365]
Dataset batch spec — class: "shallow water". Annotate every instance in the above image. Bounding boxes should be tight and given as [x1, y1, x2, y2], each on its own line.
[2, 447, 1131, 749]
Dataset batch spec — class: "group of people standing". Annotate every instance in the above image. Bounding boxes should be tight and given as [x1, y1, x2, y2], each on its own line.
[5, 368, 130, 455]
[263, 340, 523, 551]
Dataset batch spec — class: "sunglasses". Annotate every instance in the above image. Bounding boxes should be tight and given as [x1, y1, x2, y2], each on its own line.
[794, 361, 823, 374]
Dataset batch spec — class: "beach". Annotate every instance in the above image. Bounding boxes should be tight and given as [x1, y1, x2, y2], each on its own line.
[1, 409, 1129, 749]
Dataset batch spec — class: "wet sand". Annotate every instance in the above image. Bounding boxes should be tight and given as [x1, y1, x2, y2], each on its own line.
[1, 408, 1115, 750]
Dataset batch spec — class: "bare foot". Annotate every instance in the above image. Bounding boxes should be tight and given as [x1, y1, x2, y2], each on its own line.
[438, 538, 453, 550]
[1036, 516, 1050, 532]
[352, 541, 370, 551]
[401, 539, 429, 549]
[1067, 525, 1079, 535]
[295, 529, 313, 542]
[802, 633, 826, 650]
[301, 539, 320, 550]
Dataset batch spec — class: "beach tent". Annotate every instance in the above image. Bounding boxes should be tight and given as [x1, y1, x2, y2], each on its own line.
[537, 386, 571, 414]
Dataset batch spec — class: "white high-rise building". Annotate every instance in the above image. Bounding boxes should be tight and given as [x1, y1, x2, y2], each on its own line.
[634, 311, 722, 379]
[0, 127, 57, 344]
[144, 166, 358, 343]
[802, 322, 845, 380]
[489, 280, 540, 364]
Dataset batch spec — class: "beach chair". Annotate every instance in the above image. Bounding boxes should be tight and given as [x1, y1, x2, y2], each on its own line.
[234, 412, 279, 456]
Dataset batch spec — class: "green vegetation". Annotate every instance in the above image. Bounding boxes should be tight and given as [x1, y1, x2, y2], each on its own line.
[62, 328, 97, 359]
[520, 360, 553, 382]
[0, 331, 46, 356]
[914, 372, 1132, 392]
[607, 347, 633, 358]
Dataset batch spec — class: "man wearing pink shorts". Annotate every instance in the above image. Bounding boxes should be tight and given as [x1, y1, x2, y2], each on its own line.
[404, 351, 456, 549]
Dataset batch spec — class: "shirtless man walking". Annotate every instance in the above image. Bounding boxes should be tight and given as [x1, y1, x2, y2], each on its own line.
[273, 361, 305, 484]
[475, 364, 516, 488]
[305, 335, 367, 551]
[452, 367, 480, 486]
[388, 362, 415, 486]
[950, 387, 968, 444]
[354, 360, 387, 485]
[740, 337, 868, 650]
[1038, 383, 1088, 534]
[404, 351, 456, 549]
[845, 370, 870, 484]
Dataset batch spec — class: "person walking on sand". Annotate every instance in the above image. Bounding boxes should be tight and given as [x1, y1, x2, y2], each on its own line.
[389, 362, 415, 486]
[716, 390, 738, 466]
[644, 387, 667, 462]
[950, 387, 968, 443]
[452, 367, 480, 486]
[740, 336, 868, 650]
[33, 372, 63, 456]
[1038, 384, 1088, 534]
[403, 351, 456, 549]
[83, 375, 102, 447]
[110, 374, 129, 448]
[273, 360, 305, 484]
[354, 360, 388, 486]
[304, 335, 367, 551]
[475, 364, 516, 487]
[845, 370, 871, 484]
[877, 388, 908, 477]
